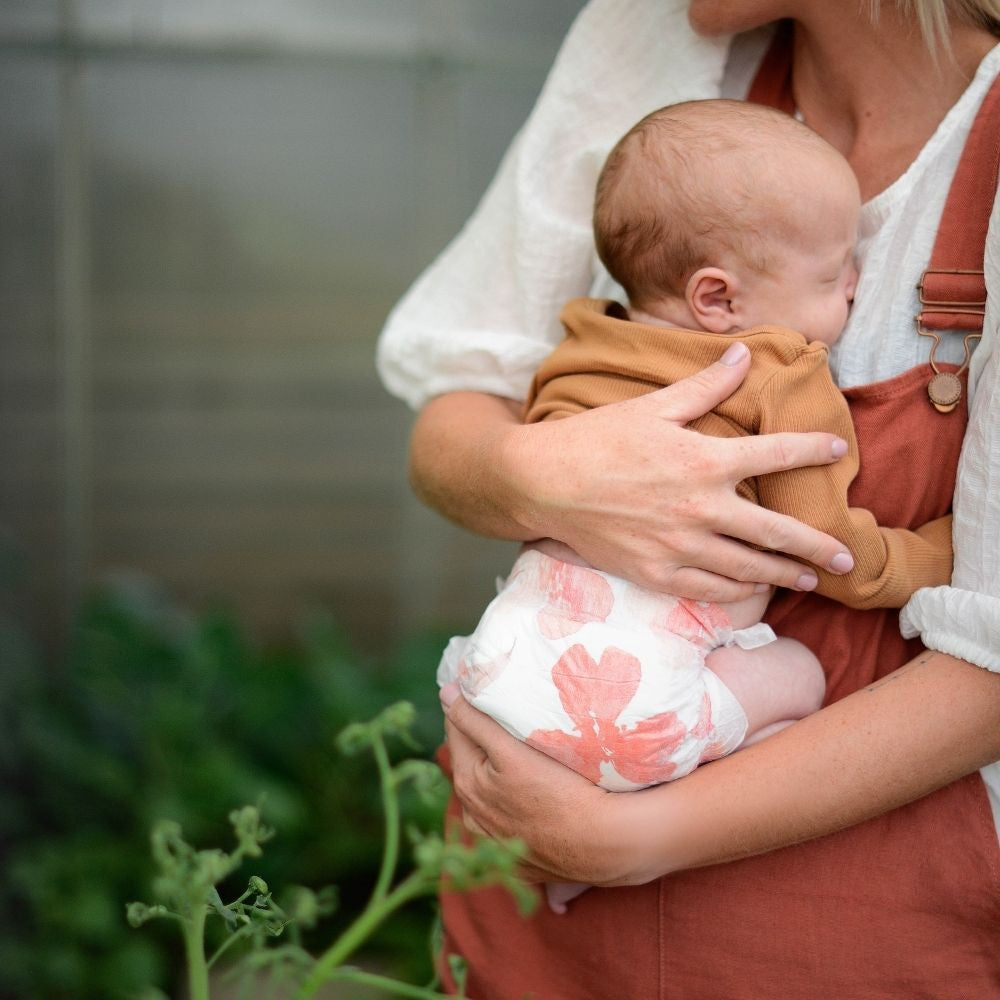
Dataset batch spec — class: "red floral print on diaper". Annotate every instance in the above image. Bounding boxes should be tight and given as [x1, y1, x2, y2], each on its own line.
[621, 588, 732, 652]
[526, 644, 688, 787]
[665, 599, 732, 651]
[533, 558, 615, 639]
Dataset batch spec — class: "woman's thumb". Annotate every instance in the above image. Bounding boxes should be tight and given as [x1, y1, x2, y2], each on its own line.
[650, 341, 750, 425]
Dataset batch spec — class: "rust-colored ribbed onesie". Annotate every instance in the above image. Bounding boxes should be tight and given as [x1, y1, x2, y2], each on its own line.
[525, 297, 952, 608]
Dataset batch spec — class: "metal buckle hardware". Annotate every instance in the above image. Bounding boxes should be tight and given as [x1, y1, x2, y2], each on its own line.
[915, 267, 986, 313]
[914, 269, 984, 413]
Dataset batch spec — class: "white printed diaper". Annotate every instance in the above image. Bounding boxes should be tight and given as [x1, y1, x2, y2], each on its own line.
[438, 548, 774, 791]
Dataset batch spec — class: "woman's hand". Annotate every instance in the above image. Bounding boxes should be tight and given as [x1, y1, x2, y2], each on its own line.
[442, 685, 658, 886]
[411, 344, 853, 602]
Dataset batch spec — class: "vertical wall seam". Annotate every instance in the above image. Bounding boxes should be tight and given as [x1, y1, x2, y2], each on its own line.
[55, 0, 92, 636]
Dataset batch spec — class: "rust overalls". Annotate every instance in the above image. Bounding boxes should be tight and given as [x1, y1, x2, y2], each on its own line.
[439, 30, 1000, 999]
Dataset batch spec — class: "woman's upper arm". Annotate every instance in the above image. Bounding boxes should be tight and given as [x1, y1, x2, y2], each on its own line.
[375, 1, 728, 411]
[376, 14, 612, 411]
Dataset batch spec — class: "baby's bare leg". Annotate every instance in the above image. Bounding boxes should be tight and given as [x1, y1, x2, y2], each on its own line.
[705, 638, 825, 747]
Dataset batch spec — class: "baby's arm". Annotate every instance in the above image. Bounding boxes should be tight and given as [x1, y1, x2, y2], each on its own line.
[754, 349, 952, 610]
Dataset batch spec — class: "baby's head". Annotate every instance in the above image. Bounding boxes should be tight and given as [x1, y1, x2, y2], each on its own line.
[594, 99, 860, 345]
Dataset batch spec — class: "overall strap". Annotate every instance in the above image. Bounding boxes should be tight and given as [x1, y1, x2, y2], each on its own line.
[918, 75, 1000, 333]
[748, 25, 1000, 412]
[916, 70, 1000, 408]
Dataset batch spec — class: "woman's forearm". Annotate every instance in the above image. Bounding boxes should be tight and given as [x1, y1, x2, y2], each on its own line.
[409, 366, 857, 601]
[620, 650, 1000, 882]
[408, 392, 535, 541]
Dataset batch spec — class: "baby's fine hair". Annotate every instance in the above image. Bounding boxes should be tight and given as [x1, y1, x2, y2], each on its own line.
[593, 99, 839, 308]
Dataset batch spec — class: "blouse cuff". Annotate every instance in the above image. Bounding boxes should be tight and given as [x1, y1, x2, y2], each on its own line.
[900, 586, 1000, 672]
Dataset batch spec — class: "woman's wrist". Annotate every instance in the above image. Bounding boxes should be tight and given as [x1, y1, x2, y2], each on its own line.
[605, 780, 710, 885]
[497, 419, 562, 542]
[409, 392, 535, 541]
[542, 783, 689, 888]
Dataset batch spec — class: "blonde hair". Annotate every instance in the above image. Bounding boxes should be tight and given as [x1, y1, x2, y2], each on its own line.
[871, 0, 1000, 48]
[593, 100, 845, 308]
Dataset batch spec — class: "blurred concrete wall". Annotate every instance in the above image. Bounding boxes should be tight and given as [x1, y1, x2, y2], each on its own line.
[0, 0, 586, 649]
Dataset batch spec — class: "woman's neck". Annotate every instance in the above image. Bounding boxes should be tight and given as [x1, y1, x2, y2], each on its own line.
[788, 8, 997, 200]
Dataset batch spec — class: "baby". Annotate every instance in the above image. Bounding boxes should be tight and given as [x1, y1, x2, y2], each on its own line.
[438, 100, 953, 910]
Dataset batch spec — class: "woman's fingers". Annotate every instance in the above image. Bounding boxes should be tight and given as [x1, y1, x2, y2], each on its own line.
[441, 689, 647, 885]
[722, 429, 847, 481]
[443, 736, 505, 839]
[504, 354, 855, 597]
[443, 687, 516, 772]
[652, 565, 765, 604]
[711, 498, 854, 576]
[621, 536, 831, 600]
[663, 563, 802, 603]
[457, 811, 490, 838]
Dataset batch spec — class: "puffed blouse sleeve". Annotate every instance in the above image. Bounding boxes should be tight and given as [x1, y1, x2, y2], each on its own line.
[375, 0, 728, 410]
[900, 189, 1000, 671]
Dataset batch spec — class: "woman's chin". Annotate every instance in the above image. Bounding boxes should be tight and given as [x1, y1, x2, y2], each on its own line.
[686, 0, 784, 39]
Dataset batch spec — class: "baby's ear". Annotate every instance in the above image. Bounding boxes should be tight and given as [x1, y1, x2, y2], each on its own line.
[686, 267, 739, 333]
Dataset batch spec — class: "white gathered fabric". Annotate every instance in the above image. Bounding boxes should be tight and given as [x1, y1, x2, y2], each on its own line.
[901, 588, 1000, 670]
[376, 0, 1000, 826]
[724, 622, 779, 651]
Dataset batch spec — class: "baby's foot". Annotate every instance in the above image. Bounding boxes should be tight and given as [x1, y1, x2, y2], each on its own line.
[545, 881, 591, 914]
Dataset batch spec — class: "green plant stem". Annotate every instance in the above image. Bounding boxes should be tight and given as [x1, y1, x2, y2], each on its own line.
[183, 905, 211, 1000]
[371, 735, 399, 905]
[326, 966, 454, 1000]
[295, 872, 433, 998]
[207, 925, 252, 970]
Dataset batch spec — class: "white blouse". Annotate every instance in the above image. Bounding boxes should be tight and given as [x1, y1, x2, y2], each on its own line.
[377, 0, 1000, 818]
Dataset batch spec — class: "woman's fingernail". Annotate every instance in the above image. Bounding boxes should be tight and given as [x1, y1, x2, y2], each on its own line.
[753, 583, 771, 594]
[439, 682, 460, 708]
[831, 438, 848, 458]
[829, 552, 854, 573]
[796, 572, 818, 591]
[720, 342, 749, 366]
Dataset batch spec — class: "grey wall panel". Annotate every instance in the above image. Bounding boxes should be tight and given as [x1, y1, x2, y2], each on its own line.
[1, 1, 587, 650]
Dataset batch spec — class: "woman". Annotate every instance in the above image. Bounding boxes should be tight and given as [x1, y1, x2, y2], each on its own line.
[378, 1, 1000, 996]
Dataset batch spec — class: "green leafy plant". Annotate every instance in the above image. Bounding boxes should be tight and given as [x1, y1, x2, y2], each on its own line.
[127, 703, 536, 998]
[0, 573, 468, 998]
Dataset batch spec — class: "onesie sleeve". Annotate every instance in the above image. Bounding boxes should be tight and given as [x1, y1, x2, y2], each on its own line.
[754, 348, 953, 610]
[900, 190, 1000, 671]
[375, 0, 729, 410]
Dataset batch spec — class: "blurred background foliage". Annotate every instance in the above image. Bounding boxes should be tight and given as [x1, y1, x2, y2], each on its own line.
[0, 560, 453, 997]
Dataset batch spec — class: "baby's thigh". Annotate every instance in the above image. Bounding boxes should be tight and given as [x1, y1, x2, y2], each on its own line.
[705, 638, 826, 733]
